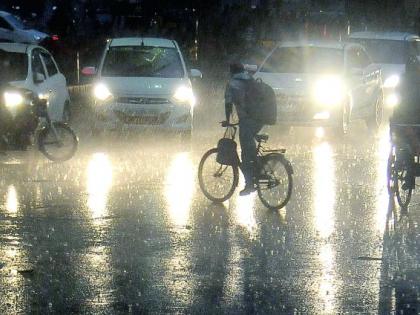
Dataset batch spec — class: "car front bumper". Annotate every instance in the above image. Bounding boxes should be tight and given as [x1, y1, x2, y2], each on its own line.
[276, 97, 342, 127]
[93, 99, 193, 131]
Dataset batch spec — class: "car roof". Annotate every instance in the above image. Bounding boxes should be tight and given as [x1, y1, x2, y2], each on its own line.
[109, 37, 177, 48]
[278, 40, 348, 50]
[0, 42, 30, 53]
[349, 31, 420, 41]
[0, 11, 11, 18]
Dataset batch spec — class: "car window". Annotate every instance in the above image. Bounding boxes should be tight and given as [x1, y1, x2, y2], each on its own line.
[347, 48, 368, 69]
[349, 39, 407, 64]
[358, 49, 371, 68]
[260, 47, 343, 74]
[31, 50, 46, 81]
[41, 52, 59, 76]
[102, 46, 185, 78]
[0, 50, 28, 81]
[0, 17, 13, 30]
[408, 40, 420, 56]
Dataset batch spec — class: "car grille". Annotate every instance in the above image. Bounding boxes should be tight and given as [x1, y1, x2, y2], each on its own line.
[114, 110, 170, 125]
[116, 97, 170, 105]
[277, 94, 307, 112]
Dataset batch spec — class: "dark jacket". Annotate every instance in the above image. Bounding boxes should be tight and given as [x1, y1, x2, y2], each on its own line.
[224, 72, 253, 121]
[392, 70, 420, 124]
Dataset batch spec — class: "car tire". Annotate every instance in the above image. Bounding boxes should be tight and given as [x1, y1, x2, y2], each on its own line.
[62, 102, 71, 124]
[334, 102, 350, 136]
[179, 130, 192, 142]
[365, 92, 383, 132]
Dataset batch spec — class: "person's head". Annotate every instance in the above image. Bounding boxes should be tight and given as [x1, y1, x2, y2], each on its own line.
[229, 62, 244, 76]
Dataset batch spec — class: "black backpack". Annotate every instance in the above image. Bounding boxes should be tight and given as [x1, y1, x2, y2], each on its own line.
[243, 78, 277, 125]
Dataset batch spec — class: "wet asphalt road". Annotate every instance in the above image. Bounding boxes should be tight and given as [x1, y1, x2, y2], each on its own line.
[0, 110, 420, 314]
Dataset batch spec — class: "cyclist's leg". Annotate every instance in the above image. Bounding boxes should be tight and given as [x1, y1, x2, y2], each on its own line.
[239, 117, 263, 189]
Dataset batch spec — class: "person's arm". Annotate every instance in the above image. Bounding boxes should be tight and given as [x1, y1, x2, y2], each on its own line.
[225, 82, 234, 122]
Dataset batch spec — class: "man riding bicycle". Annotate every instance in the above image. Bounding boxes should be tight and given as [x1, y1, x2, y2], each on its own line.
[390, 55, 420, 189]
[225, 63, 263, 196]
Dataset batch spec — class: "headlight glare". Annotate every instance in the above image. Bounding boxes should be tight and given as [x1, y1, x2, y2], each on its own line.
[383, 75, 399, 88]
[4, 92, 24, 108]
[94, 83, 112, 101]
[313, 76, 345, 107]
[173, 86, 195, 106]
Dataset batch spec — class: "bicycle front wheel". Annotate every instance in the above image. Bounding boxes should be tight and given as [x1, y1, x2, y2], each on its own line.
[257, 153, 293, 210]
[198, 148, 239, 202]
[38, 122, 78, 162]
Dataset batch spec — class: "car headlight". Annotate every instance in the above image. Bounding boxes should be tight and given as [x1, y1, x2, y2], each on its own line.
[383, 75, 399, 88]
[4, 92, 24, 108]
[173, 86, 196, 107]
[313, 76, 345, 107]
[94, 83, 113, 101]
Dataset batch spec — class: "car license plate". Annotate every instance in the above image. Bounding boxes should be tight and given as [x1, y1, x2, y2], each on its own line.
[136, 109, 158, 117]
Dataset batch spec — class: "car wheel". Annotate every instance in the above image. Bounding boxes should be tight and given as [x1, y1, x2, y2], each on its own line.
[334, 103, 350, 136]
[180, 130, 192, 142]
[62, 102, 71, 123]
[366, 92, 383, 132]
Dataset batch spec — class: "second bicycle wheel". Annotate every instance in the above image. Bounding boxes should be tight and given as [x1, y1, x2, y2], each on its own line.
[257, 153, 293, 210]
[198, 148, 239, 202]
[38, 122, 78, 162]
[394, 155, 412, 210]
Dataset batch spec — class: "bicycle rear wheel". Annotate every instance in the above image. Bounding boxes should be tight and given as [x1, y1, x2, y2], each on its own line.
[257, 153, 293, 210]
[198, 148, 239, 202]
[394, 154, 412, 210]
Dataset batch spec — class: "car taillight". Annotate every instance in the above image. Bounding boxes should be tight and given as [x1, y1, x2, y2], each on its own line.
[52, 35, 59, 41]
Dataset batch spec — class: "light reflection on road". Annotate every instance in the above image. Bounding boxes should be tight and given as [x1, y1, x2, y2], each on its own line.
[313, 141, 337, 314]
[165, 152, 194, 228]
[313, 142, 335, 239]
[375, 128, 391, 233]
[234, 176, 258, 236]
[6, 185, 18, 214]
[87, 153, 113, 219]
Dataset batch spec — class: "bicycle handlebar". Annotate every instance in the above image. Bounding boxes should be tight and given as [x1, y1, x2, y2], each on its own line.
[220, 121, 239, 127]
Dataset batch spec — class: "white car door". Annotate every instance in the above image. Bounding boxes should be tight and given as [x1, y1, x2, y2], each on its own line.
[0, 16, 14, 42]
[39, 50, 68, 121]
[30, 48, 52, 114]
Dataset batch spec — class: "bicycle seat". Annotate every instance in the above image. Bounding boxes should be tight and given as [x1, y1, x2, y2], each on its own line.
[255, 134, 269, 142]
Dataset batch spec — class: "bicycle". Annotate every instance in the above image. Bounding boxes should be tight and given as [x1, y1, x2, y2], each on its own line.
[198, 122, 293, 210]
[387, 123, 420, 209]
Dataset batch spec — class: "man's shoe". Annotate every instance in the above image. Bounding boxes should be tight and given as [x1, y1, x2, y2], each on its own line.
[239, 184, 256, 196]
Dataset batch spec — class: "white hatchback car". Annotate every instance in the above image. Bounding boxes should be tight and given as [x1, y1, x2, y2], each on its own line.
[0, 42, 70, 121]
[0, 11, 48, 44]
[253, 41, 383, 134]
[349, 32, 420, 107]
[84, 37, 201, 136]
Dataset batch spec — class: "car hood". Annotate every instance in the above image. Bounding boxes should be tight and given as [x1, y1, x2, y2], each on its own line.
[254, 72, 337, 96]
[99, 77, 190, 96]
[376, 63, 405, 81]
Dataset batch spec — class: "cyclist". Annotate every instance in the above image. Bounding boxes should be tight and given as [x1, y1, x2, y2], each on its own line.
[224, 62, 263, 196]
[390, 55, 420, 189]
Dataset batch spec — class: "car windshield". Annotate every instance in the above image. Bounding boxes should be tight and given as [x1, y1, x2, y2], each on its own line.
[102, 46, 184, 78]
[350, 39, 406, 64]
[5, 14, 29, 30]
[260, 47, 343, 73]
[0, 50, 28, 82]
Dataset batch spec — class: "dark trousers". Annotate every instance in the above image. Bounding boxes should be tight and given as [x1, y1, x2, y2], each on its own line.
[239, 117, 263, 186]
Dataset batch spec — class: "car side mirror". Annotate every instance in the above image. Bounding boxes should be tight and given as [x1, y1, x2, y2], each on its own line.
[190, 69, 202, 79]
[34, 72, 46, 84]
[244, 64, 258, 74]
[81, 66, 97, 76]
